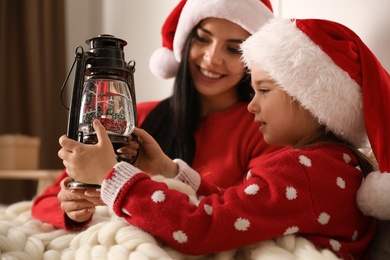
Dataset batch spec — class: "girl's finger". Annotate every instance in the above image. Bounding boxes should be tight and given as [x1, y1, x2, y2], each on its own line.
[93, 119, 111, 147]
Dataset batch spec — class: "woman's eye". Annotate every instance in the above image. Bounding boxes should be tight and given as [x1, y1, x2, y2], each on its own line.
[194, 33, 208, 43]
[227, 46, 241, 54]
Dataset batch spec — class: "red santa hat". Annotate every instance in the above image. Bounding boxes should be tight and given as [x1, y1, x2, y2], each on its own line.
[241, 18, 390, 220]
[149, 0, 274, 79]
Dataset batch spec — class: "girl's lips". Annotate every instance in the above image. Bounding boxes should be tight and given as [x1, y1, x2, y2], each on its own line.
[255, 120, 266, 131]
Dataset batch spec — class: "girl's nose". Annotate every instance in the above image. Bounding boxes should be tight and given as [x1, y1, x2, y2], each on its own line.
[247, 98, 259, 114]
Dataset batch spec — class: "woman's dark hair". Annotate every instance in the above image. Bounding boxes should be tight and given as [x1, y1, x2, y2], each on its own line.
[141, 24, 252, 165]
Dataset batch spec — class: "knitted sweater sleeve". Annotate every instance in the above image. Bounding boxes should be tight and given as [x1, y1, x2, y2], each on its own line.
[100, 156, 316, 255]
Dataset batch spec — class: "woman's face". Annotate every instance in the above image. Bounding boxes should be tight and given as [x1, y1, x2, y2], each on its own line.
[247, 66, 320, 148]
[188, 18, 250, 103]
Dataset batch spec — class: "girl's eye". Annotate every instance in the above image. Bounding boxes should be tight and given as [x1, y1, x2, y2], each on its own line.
[256, 88, 269, 94]
[249, 88, 268, 99]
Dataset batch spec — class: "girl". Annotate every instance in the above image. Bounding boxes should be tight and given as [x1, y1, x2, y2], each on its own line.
[59, 17, 390, 259]
[32, 0, 283, 229]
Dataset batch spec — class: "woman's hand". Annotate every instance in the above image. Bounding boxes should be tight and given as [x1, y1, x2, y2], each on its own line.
[58, 119, 118, 185]
[119, 127, 178, 178]
[58, 177, 105, 223]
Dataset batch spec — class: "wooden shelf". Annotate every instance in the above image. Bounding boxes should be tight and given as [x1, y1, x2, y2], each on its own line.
[0, 169, 62, 194]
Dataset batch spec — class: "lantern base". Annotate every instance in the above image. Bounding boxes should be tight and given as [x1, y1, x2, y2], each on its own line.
[67, 180, 101, 190]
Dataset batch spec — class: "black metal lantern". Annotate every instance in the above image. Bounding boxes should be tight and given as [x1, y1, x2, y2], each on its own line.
[62, 34, 137, 189]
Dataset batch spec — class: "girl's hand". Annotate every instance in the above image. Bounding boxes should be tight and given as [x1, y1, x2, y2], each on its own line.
[58, 119, 118, 185]
[127, 127, 178, 178]
[116, 133, 140, 162]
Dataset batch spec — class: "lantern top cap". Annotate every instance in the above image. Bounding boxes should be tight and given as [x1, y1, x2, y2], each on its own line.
[86, 34, 127, 50]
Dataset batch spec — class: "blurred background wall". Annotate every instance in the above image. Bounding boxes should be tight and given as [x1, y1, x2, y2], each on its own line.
[65, 0, 390, 105]
[64, 0, 177, 104]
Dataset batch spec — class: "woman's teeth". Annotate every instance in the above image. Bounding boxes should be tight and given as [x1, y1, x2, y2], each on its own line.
[200, 68, 222, 79]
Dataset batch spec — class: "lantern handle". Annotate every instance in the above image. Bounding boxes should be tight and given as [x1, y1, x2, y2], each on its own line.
[128, 60, 136, 73]
[66, 46, 91, 140]
[60, 46, 85, 110]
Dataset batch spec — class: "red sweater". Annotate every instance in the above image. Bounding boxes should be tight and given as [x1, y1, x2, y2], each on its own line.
[102, 144, 376, 259]
[32, 101, 283, 229]
[137, 101, 284, 187]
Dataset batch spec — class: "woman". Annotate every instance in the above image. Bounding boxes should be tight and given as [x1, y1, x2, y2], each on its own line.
[139, 0, 280, 187]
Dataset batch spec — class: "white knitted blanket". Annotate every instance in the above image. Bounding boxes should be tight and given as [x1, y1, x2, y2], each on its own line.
[0, 200, 340, 260]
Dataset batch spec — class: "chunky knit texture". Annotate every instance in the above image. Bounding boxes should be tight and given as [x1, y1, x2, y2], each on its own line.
[2, 197, 341, 259]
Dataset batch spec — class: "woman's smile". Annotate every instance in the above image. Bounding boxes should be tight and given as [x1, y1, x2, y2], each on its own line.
[199, 67, 223, 79]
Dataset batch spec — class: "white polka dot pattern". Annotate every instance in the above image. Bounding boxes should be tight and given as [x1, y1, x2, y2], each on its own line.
[336, 177, 346, 189]
[173, 230, 188, 244]
[352, 231, 358, 241]
[204, 204, 213, 215]
[299, 155, 312, 167]
[151, 190, 166, 203]
[318, 212, 330, 225]
[246, 170, 253, 180]
[329, 239, 341, 251]
[343, 153, 351, 164]
[122, 208, 131, 216]
[245, 184, 260, 195]
[234, 218, 250, 231]
[284, 226, 299, 235]
[286, 186, 297, 200]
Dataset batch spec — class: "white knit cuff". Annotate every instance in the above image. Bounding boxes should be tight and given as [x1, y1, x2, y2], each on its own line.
[101, 162, 142, 208]
[173, 159, 201, 191]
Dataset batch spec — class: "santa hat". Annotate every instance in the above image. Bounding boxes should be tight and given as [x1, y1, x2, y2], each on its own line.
[241, 18, 390, 220]
[149, 0, 274, 79]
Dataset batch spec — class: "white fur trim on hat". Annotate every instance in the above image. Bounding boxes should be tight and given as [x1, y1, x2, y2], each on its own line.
[149, 0, 274, 79]
[149, 47, 179, 79]
[174, 0, 274, 62]
[357, 171, 390, 220]
[241, 18, 367, 148]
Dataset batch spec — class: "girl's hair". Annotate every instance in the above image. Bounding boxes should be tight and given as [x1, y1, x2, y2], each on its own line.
[315, 128, 376, 177]
[350, 147, 377, 177]
[140, 23, 252, 165]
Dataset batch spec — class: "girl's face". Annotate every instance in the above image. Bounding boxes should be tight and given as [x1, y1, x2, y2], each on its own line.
[188, 18, 250, 109]
[247, 66, 320, 148]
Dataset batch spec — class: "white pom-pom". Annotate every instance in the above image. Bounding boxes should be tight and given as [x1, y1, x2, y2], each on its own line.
[149, 47, 179, 79]
[357, 171, 390, 220]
